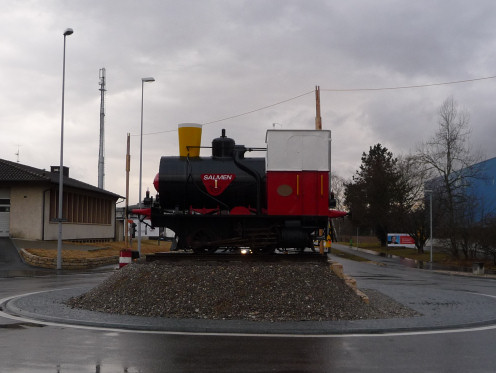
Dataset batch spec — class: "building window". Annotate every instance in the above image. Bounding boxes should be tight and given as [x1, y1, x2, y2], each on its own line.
[50, 190, 112, 224]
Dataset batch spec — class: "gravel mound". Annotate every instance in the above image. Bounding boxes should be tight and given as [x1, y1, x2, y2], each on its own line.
[67, 261, 419, 322]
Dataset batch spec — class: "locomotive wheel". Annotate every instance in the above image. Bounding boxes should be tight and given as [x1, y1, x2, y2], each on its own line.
[190, 230, 218, 253]
[170, 235, 179, 251]
[172, 235, 185, 251]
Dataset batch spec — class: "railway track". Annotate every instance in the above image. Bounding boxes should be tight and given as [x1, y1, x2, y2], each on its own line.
[145, 251, 329, 264]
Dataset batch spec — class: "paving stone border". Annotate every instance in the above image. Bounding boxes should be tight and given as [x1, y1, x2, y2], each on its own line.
[20, 249, 118, 269]
[330, 261, 369, 303]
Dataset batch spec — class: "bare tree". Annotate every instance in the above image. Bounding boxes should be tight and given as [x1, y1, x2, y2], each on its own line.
[330, 172, 346, 210]
[397, 154, 432, 253]
[329, 172, 347, 240]
[477, 216, 496, 265]
[417, 96, 484, 257]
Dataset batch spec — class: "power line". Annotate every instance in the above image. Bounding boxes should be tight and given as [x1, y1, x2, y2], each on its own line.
[202, 90, 314, 125]
[130, 129, 176, 137]
[321, 75, 496, 92]
[136, 90, 314, 136]
[135, 74, 496, 136]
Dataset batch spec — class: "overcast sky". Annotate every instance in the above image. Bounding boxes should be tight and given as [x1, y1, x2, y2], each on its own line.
[2, 0, 496, 205]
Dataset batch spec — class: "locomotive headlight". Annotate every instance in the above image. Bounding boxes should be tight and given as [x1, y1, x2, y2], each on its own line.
[241, 249, 249, 255]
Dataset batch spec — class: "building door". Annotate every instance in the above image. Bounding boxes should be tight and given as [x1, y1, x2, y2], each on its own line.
[0, 189, 10, 237]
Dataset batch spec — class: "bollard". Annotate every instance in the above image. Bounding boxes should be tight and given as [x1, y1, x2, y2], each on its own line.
[119, 249, 132, 268]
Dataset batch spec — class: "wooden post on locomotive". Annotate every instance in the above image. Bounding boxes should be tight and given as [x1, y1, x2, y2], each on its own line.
[315, 85, 326, 255]
[315, 86, 322, 131]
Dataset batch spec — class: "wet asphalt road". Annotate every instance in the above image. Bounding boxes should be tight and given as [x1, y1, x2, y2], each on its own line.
[1, 239, 496, 372]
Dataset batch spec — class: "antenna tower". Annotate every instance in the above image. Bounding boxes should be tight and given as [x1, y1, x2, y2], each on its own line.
[15, 145, 21, 163]
[98, 68, 106, 189]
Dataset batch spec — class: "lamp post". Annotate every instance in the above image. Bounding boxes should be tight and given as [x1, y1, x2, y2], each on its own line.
[138, 77, 155, 256]
[425, 189, 433, 263]
[57, 28, 73, 270]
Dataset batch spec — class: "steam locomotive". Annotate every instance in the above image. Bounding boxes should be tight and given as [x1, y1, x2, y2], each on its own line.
[138, 124, 346, 253]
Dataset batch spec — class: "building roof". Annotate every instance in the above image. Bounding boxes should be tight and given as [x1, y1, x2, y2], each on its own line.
[0, 158, 122, 199]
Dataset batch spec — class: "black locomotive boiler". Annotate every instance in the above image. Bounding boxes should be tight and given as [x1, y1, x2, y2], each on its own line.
[143, 125, 346, 253]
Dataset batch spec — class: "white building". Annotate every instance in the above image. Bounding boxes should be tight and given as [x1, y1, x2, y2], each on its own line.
[0, 159, 122, 241]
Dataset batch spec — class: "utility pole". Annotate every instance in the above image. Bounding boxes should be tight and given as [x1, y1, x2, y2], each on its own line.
[125, 133, 131, 247]
[98, 68, 106, 189]
[315, 85, 322, 130]
[315, 86, 325, 254]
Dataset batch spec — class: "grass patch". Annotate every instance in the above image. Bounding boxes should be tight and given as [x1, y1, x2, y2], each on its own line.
[354, 242, 382, 250]
[339, 241, 447, 262]
[373, 247, 448, 263]
[338, 240, 495, 271]
[25, 240, 171, 260]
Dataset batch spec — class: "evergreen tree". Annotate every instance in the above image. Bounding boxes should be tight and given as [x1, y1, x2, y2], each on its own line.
[345, 144, 408, 246]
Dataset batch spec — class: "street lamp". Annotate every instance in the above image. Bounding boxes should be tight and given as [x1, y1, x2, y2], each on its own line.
[425, 189, 433, 263]
[138, 77, 155, 256]
[57, 27, 74, 270]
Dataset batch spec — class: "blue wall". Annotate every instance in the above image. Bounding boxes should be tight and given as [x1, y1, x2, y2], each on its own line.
[470, 157, 496, 219]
